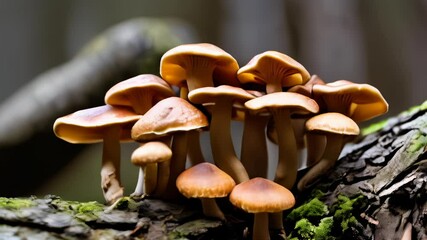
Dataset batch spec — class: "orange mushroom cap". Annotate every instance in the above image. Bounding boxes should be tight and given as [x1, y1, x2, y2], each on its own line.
[176, 162, 236, 198]
[237, 51, 310, 93]
[312, 80, 389, 122]
[160, 43, 240, 90]
[229, 177, 295, 213]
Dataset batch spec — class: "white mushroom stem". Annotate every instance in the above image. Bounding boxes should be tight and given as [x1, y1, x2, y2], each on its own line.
[210, 98, 249, 184]
[241, 113, 269, 178]
[101, 126, 123, 205]
[131, 167, 145, 197]
[297, 133, 344, 191]
[162, 131, 188, 200]
[273, 109, 298, 189]
[200, 198, 225, 221]
[187, 130, 205, 166]
[253, 212, 270, 240]
[266, 81, 283, 94]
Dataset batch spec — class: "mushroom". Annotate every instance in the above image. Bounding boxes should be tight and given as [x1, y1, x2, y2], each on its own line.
[312, 80, 389, 122]
[160, 43, 240, 93]
[160, 43, 239, 168]
[53, 105, 141, 204]
[297, 112, 360, 191]
[229, 177, 295, 240]
[304, 80, 389, 168]
[188, 85, 255, 183]
[105, 74, 175, 114]
[237, 51, 310, 94]
[131, 96, 209, 200]
[176, 162, 235, 220]
[130, 141, 172, 196]
[104, 74, 175, 197]
[244, 92, 319, 189]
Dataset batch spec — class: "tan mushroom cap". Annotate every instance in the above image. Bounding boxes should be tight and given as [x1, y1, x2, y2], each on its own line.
[105, 74, 174, 112]
[176, 162, 236, 198]
[131, 141, 172, 165]
[244, 92, 319, 116]
[312, 81, 389, 122]
[53, 105, 141, 144]
[229, 177, 295, 213]
[305, 112, 360, 136]
[131, 97, 209, 141]
[237, 51, 310, 92]
[160, 43, 240, 88]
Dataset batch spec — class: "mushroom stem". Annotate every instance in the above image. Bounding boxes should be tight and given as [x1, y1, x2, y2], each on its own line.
[131, 167, 145, 197]
[101, 126, 123, 205]
[200, 198, 225, 220]
[241, 113, 269, 178]
[210, 98, 249, 184]
[266, 82, 282, 94]
[153, 137, 172, 197]
[186, 61, 215, 91]
[273, 109, 298, 189]
[143, 163, 158, 195]
[305, 132, 327, 167]
[297, 133, 344, 191]
[187, 130, 205, 166]
[253, 212, 270, 240]
[128, 94, 155, 114]
[162, 131, 188, 200]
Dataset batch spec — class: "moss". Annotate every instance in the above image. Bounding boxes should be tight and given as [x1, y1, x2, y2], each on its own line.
[361, 118, 389, 135]
[408, 131, 427, 153]
[0, 197, 35, 210]
[289, 217, 335, 240]
[314, 217, 334, 240]
[331, 195, 365, 232]
[291, 218, 315, 240]
[287, 198, 329, 222]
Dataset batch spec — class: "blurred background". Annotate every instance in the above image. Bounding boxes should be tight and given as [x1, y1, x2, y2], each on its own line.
[0, 0, 426, 202]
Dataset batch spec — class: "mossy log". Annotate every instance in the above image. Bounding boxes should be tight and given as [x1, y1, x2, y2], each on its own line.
[1, 101, 426, 239]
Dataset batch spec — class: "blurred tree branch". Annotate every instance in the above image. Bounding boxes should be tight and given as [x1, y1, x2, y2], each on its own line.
[0, 17, 196, 196]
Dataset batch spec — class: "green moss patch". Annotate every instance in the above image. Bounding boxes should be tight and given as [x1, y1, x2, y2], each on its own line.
[0, 197, 35, 210]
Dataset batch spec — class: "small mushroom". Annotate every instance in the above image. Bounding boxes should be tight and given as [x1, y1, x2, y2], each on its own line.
[53, 105, 141, 204]
[312, 80, 389, 122]
[245, 92, 319, 189]
[305, 80, 389, 168]
[297, 112, 360, 191]
[132, 97, 209, 200]
[237, 51, 310, 94]
[176, 162, 236, 220]
[105, 74, 175, 114]
[160, 43, 240, 93]
[131, 141, 172, 196]
[160, 43, 239, 168]
[229, 177, 295, 240]
[188, 85, 255, 183]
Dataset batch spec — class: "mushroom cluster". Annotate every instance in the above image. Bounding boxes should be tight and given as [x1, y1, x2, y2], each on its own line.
[53, 43, 388, 239]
